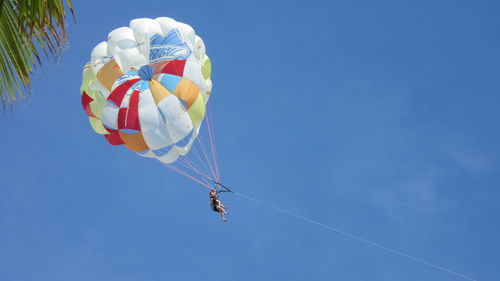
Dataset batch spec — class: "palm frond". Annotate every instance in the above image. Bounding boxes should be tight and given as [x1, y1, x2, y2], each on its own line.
[0, 0, 74, 111]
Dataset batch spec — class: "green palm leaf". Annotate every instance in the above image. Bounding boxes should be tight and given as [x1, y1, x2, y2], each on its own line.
[0, 0, 74, 111]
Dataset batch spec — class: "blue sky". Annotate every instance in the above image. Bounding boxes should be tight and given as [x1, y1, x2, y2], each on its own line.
[1, 0, 499, 280]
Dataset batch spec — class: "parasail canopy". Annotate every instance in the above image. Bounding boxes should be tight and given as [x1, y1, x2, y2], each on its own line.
[80, 17, 220, 188]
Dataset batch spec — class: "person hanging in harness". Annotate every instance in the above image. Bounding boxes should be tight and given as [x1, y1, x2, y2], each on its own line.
[209, 189, 229, 222]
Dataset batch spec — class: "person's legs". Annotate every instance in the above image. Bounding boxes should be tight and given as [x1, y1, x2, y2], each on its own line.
[216, 206, 228, 221]
[219, 210, 227, 221]
[217, 201, 229, 211]
[217, 205, 227, 214]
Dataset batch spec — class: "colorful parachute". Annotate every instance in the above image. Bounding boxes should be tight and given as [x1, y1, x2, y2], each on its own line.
[80, 17, 213, 166]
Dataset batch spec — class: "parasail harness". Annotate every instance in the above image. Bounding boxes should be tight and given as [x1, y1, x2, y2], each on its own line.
[212, 181, 234, 195]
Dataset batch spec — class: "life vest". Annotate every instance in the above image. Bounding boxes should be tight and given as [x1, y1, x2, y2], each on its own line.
[210, 196, 219, 212]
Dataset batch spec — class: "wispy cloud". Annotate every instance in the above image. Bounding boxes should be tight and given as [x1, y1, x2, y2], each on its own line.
[372, 166, 451, 221]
